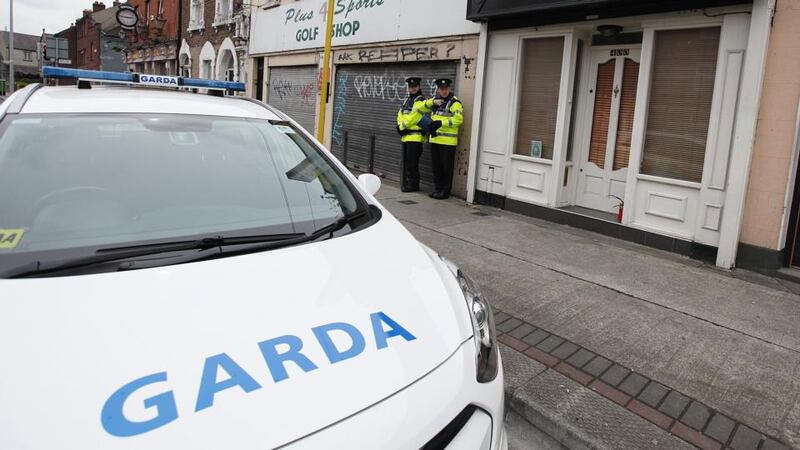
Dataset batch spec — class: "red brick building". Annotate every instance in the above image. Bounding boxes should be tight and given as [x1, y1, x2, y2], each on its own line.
[55, 25, 77, 70]
[123, 0, 180, 74]
[75, 2, 126, 71]
[178, 0, 249, 82]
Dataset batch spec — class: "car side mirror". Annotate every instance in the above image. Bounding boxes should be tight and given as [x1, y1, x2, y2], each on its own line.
[358, 173, 381, 196]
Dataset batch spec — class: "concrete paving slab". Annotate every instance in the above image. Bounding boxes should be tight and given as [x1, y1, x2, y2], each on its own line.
[380, 183, 800, 448]
[373, 183, 405, 200]
[638, 382, 670, 408]
[566, 348, 597, 369]
[506, 409, 569, 450]
[384, 191, 490, 230]
[500, 343, 548, 406]
[432, 215, 800, 353]
[397, 220, 566, 304]
[511, 369, 694, 450]
[503, 277, 800, 444]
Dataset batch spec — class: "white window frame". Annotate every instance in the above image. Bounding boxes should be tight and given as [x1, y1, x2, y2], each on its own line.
[213, 0, 234, 27]
[188, 0, 204, 31]
[622, 19, 727, 222]
[504, 28, 577, 207]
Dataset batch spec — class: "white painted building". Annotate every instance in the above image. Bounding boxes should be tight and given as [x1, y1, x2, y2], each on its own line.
[465, 0, 773, 269]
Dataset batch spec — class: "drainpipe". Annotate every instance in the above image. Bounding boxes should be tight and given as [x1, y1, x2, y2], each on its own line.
[176, 0, 182, 75]
[8, 0, 14, 94]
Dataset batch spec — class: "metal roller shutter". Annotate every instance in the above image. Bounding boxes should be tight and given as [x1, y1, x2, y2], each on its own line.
[331, 61, 458, 186]
[268, 65, 319, 134]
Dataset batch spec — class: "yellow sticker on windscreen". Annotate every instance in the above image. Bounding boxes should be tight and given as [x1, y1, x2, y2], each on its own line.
[0, 229, 25, 249]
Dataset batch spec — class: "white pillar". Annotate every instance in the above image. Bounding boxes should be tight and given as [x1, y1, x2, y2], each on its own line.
[466, 22, 489, 204]
[716, 0, 776, 269]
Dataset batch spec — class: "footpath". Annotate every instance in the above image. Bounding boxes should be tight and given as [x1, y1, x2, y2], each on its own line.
[376, 183, 800, 450]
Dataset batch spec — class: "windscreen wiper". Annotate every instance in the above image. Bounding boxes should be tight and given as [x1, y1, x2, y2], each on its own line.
[205, 209, 370, 259]
[2, 232, 303, 278]
[3, 209, 370, 278]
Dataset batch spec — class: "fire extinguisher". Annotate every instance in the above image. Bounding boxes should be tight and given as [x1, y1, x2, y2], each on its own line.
[609, 195, 624, 223]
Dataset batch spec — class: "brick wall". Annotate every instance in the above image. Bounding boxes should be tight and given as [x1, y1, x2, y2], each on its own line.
[181, 0, 242, 76]
[127, 0, 181, 45]
[740, 0, 800, 250]
[76, 12, 102, 70]
[56, 25, 78, 69]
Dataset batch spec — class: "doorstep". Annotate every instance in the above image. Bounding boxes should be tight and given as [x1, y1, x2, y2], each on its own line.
[474, 190, 719, 263]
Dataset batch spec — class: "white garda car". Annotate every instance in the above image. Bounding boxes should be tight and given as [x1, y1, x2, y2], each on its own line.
[0, 68, 505, 450]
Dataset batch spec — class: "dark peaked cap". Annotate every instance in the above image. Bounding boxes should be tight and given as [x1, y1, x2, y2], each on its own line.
[434, 78, 453, 87]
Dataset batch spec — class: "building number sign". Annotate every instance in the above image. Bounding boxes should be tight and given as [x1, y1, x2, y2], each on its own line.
[611, 49, 630, 57]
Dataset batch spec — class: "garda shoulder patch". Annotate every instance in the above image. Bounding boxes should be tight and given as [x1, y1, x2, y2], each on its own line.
[0, 228, 25, 249]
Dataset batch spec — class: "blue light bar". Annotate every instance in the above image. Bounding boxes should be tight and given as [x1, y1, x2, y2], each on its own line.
[43, 66, 134, 82]
[182, 77, 246, 92]
[41, 66, 246, 92]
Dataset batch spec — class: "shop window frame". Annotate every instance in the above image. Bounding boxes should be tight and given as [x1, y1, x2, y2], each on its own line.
[638, 26, 721, 183]
[502, 28, 579, 207]
[626, 19, 725, 190]
[509, 34, 568, 162]
[620, 16, 728, 227]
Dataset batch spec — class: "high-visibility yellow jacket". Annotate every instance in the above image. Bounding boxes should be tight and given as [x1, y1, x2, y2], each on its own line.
[419, 95, 463, 146]
[396, 93, 427, 143]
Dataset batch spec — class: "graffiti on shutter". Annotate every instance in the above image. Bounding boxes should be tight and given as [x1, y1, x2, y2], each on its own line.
[268, 65, 319, 134]
[331, 61, 458, 186]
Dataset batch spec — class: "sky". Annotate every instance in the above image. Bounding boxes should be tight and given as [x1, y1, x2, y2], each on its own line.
[1, 0, 95, 36]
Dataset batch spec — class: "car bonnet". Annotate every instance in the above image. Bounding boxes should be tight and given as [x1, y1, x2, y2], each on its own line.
[0, 214, 474, 449]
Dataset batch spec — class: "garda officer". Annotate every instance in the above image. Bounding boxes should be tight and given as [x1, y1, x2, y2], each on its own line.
[396, 77, 427, 192]
[420, 78, 463, 199]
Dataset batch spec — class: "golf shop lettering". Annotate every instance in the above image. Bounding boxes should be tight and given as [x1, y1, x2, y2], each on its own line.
[287, 0, 385, 42]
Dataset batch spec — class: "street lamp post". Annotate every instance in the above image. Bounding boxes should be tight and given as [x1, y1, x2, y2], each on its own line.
[9, 0, 15, 94]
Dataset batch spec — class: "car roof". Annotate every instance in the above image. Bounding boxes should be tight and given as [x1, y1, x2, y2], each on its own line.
[17, 85, 282, 120]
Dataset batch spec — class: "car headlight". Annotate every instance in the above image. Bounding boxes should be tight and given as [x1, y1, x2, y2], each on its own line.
[440, 256, 499, 383]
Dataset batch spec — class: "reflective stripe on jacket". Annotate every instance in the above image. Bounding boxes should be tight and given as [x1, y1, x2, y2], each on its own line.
[420, 95, 463, 146]
[397, 93, 427, 143]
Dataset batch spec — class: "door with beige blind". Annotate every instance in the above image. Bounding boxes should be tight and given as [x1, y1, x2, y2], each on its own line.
[576, 48, 641, 213]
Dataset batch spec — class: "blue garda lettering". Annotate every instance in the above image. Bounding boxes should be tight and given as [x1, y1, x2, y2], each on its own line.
[140, 75, 178, 85]
[312, 322, 366, 364]
[371, 311, 417, 349]
[258, 334, 319, 382]
[101, 372, 178, 437]
[195, 353, 262, 412]
[102, 312, 414, 437]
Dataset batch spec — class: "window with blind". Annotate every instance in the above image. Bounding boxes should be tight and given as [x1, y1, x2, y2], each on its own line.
[614, 58, 640, 171]
[515, 37, 564, 159]
[588, 59, 615, 168]
[640, 27, 720, 182]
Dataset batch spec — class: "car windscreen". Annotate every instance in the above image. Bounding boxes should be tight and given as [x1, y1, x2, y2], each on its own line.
[0, 113, 364, 271]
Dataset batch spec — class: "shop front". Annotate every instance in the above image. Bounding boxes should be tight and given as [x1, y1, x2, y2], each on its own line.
[249, 0, 481, 195]
[466, 0, 774, 268]
[125, 42, 178, 75]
